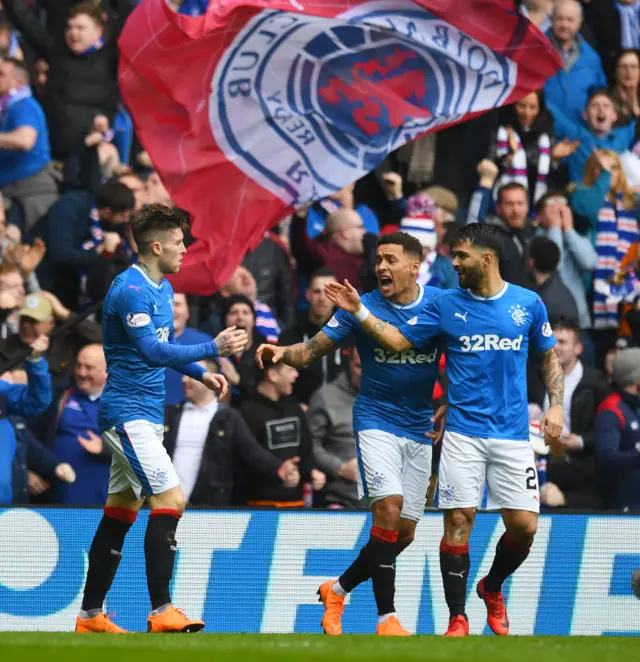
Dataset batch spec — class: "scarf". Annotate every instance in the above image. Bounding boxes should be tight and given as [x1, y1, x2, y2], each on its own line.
[0, 86, 31, 123]
[617, 2, 640, 50]
[493, 125, 551, 205]
[81, 36, 104, 55]
[593, 194, 639, 329]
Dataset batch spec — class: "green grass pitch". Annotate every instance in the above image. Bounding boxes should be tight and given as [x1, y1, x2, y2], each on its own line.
[1, 633, 639, 662]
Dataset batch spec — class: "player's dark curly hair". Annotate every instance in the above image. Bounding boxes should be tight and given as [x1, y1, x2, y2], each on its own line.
[131, 204, 188, 255]
[377, 232, 423, 260]
[452, 223, 504, 260]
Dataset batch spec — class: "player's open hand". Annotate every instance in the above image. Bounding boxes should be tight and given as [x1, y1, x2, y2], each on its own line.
[29, 334, 49, 359]
[255, 343, 285, 368]
[425, 404, 447, 445]
[214, 326, 248, 357]
[325, 279, 361, 314]
[203, 371, 228, 399]
[538, 404, 563, 446]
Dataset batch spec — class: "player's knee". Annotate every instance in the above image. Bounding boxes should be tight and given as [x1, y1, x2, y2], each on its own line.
[372, 496, 402, 529]
[506, 514, 537, 546]
[444, 509, 473, 544]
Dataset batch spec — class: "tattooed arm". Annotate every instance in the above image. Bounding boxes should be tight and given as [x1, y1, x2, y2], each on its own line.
[255, 331, 336, 369]
[541, 347, 564, 406]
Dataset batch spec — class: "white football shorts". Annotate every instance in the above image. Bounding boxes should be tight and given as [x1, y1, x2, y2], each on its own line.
[438, 430, 540, 513]
[102, 419, 179, 498]
[355, 429, 433, 522]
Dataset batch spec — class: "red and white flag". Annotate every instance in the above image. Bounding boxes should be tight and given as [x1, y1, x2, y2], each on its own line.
[118, 0, 561, 294]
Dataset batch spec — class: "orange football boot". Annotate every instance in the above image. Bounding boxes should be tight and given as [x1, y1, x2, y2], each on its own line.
[477, 577, 509, 635]
[317, 580, 345, 635]
[376, 615, 410, 636]
[147, 606, 205, 633]
[445, 614, 469, 637]
[75, 613, 128, 633]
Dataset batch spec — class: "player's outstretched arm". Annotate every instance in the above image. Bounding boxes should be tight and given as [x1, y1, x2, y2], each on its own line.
[255, 331, 336, 369]
[325, 280, 412, 351]
[538, 347, 564, 444]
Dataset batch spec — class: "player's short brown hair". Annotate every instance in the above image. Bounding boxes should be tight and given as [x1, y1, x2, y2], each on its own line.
[377, 232, 423, 260]
[131, 204, 188, 256]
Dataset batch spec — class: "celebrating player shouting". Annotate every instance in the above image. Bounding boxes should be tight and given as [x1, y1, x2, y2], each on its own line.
[325, 223, 564, 637]
[256, 232, 443, 636]
[76, 205, 248, 634]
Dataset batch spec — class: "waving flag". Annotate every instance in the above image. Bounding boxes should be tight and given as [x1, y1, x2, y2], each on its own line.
[118, 0, 561, 294]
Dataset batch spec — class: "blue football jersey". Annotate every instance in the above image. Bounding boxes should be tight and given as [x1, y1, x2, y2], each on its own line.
[400, 283, 556, 441]
[322, 285, 443, 444]
[99, 264, 175, 432]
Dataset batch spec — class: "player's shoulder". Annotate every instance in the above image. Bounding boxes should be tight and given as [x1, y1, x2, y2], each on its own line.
[423, 286, 464, 308]
[504, 283, 542, 304]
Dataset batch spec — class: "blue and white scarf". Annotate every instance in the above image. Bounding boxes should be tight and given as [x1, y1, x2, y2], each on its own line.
[617, 1, 640, 50]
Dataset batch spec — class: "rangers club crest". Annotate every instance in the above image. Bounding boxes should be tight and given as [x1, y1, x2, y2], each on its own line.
[210, 0, 516, 206]
[509, 304, 528, 327]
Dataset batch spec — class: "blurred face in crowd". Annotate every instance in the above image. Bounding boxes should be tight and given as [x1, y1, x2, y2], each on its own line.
[552, 0, 581, 45]
[306, 274, 336, 323]
[146, 171, 172, 206]
[224, 266, 258, 302]
[0, 59, 17, 95]
[497, 186, 528, 229]
[593, 151, 621, 190]
[584, 94, 617, 137]
[537, 195, 569, 228]
[99, 207, 132, 231]
[514, 93, 540, 129]
[553, 328, 582, 371]
[616, 52, 640, 90]
[0, 269, 25, 308]
[348, 349, 362, 392]
[225, 302, 254, 333]
[66, 13, 103, 54]
[18, 315, 54, 346]
[375, 242, 420, 300]
[182, 361, 215, 403]
[119, 174, 148, 212]
[74, 344, 107, 396]
[268, 363, 298, 397]
[327, 209, 365, 255]
[452, 240, 493, 290]
[173, 293, 189, 336]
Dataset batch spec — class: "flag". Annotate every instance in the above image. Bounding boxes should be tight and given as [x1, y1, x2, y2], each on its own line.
[118, 0, 561, 295]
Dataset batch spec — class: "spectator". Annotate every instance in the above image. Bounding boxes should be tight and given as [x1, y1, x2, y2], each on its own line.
[51, 343, 110, 505]
[117, 171, 149, 212]
[571, 150, 640, 355]
[399, 193, 458, 289]
[547, 88, 635, 183]
[0, 57, 58, 233]
[535, 193, 597, 358]
[163, 360, 300, 506]
[164, 293, 212, 405]
[489, 90, 576, 209]
[308, 348, 362, 510]
[218, 294, 265, 405]
[35, 180, 135, 310]
[531, 320, 609, 509]
[528, 235, 580, 323]
[604, 335, 636, 381]
[467, 165, 532, 287]
[0, 263, 23, 339]
[610, 49, 640, 128]
[238, 360, 325, 507]
[242, 234, 296, 329]
[0, 11, 23, 60]
[544, 0, 607, 126]
[520, 0, 554, 33]
[144, 169, 172, 206]
[595, 347, 640, 510]
[291, 207, 366, 291]
[0, 333, 51, 504]
[279, 268, 343, 407]
[3, 0, 131, 161]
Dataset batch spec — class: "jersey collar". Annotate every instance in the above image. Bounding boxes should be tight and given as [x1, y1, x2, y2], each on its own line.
[388, 284, 424, 309]
[466, 282, 509, 301]
[132, 263, 162, 289]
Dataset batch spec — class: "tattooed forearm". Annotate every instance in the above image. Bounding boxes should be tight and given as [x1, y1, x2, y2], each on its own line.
[361, 313, 412, 351]
[282, 331, 335, 368]
[541, 347, 564, 406]
[370, 320, 389, 344]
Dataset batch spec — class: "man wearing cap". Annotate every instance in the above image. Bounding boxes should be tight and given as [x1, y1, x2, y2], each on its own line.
[594, 348, 640, 510]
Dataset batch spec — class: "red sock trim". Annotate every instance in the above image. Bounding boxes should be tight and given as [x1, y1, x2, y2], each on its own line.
[104, 506, 137, 526]
[370, 526, 399, 544]
[150, 508, 182, 519]
[440, 539, 469, 555]
[503, 532, 531, 553]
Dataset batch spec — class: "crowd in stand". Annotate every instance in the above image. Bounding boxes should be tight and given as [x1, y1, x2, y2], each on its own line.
[2, 0, 640, 512]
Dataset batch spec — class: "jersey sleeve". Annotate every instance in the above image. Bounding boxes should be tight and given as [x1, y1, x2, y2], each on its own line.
[529, 297, 556, 353]
[114, 284, 157, 340]
[321, 306, 356, 345]
[398, 297, 442, 349]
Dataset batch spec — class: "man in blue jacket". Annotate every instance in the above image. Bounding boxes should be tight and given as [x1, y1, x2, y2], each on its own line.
[0, 333, 52, 503]
[594, 348, 640, 510]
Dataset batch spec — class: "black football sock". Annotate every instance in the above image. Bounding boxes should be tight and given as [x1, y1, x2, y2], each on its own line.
[145, 509, 181, 611]
[484, 533, 531, 593]
[81, 506, 137, 613]
[440, 540, 470, 619]
[368, 526, 398, 616]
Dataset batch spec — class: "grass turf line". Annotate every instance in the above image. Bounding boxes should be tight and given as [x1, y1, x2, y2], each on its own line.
[0, 634, 639, 662]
